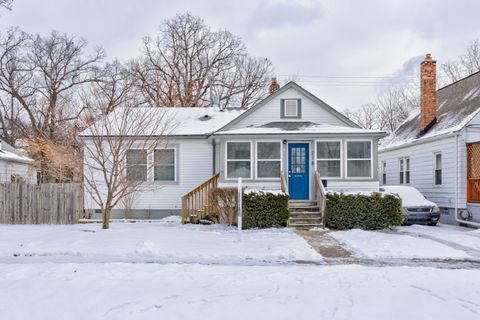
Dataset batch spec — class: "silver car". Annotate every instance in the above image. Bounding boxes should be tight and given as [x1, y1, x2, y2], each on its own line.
[380, 186, 440, 226]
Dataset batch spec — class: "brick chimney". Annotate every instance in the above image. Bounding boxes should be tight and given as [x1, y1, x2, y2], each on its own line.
[269, 77, 280, 94]
[420, 53, 437, 134]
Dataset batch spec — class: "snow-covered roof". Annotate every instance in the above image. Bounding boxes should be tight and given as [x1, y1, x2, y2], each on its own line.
[215, 121, 386, 136]
[0, 141, 33, 164]
[80, 107, 245, 137]
[380, 71, 480, 151]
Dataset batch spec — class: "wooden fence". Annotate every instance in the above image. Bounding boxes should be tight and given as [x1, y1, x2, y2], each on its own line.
[0, 183, 83, 224]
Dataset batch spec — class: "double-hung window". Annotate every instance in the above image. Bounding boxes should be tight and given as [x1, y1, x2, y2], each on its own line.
[382, 161, 387, 185]
[316, 141, 341, 178]
[256, 142, 281, 178]
[126, 149, 147, 181]
[434, 153, 442, 185]
[399, 157, 410, 184]
[226, 142, 252, 179]
[346, 141, 372, 178]
[154, 149, 175, 181]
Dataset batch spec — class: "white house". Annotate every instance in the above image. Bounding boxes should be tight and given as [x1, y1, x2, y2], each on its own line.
[379, 54, 480, 226]
[81, 81, 386, 221]
[0, 139, 36, 183]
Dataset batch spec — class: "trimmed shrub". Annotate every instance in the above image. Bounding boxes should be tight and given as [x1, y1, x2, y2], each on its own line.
[242, 191, 289, 229]
[324, 192, 403, 230]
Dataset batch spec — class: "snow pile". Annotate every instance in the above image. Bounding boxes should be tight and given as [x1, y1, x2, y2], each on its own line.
[244, 188, 285, 196]
[1, 263, 480, 320]
[0, 222, 321, 264]
[330, 229, 472, 260]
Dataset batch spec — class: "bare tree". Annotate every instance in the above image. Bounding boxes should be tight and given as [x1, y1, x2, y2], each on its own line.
[441, 39, 480, 84]
[0, 0, 13, 10]
[132, 12, 272, 108]
[344, 103, 379, 130]
[81, 102, 174, 229]
[0, 28, 104, 182]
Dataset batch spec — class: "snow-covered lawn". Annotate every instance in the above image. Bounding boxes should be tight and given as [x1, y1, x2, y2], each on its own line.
[330, 225, 480, 260]
[0, 217, 321, 264]
[395, 224, 480, 252]
[1, 263, 479, 320]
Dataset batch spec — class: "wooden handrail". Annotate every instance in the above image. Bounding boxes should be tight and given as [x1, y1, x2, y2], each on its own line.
[280, 172, 288, 195]
[314, 171, 327, 222]
[181, 173, 220, 224]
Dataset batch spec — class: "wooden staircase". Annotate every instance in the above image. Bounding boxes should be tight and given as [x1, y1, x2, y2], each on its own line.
[181, 173, 219, 224]
[288, 200, 324, 229]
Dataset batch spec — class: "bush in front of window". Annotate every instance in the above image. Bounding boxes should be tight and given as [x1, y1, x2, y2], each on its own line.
[324, 192, 402, 230]
[242, 191, 289, 229]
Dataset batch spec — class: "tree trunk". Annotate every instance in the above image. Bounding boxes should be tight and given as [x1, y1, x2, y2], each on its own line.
[102, 207, 111, 229]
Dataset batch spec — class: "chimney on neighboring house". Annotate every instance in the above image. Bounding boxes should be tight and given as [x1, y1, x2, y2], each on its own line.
[420, 53, 437, 134]
[269, 77, 280, 94]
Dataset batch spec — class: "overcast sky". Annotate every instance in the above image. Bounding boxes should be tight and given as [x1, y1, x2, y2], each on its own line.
[1, 0, 479, 110]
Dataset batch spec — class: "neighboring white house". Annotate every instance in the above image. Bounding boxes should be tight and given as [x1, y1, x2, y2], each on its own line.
[0, 139, 36, 184]
[80, 81, 386, 219]
[379, 54, 480, 226]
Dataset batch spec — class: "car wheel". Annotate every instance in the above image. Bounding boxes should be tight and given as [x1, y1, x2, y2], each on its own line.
[428, 222, 437, 226]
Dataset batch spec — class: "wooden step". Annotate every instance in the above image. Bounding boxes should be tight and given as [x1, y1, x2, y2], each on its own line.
[289, 212, 322, 219]
[288, 222, 324, 230]
[289, 206, 320, 212]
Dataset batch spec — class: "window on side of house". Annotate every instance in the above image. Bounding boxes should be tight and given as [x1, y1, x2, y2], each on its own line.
[226, 142, 252, 179]
[382, 161, 387, 185]
[154, 149, 176, 181]
[126, 149, 147, 181]
[399, 159, 404, 184]
[346, 141, 372, 178]
[316, 141, 341, 178]
[406, 158, 410, 184]
[256, 141, 281, 179]
[283, 99, 299, 117]
[399, 157, 410, 184]
[435, 153, 442, 185]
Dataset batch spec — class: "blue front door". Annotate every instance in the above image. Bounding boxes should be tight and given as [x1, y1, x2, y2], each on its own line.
[288, 143, 309, 200]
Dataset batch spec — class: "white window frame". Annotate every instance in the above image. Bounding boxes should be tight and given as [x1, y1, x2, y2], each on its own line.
[125, 148, 148, 182]
[225, 141, 253, 180]
[434, 152, 442, 186]
[314, 139, 343, 179]
[283, 99, 299, 117]
[345, 139, 373, 179]
[255, 140, 282, 180]
[153, 147, 177, 183]
[399, 156, 410, 185]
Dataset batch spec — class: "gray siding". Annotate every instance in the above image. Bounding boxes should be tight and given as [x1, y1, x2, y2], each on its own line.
[379, 135, 467, 209]
[229, 87, 347, 129]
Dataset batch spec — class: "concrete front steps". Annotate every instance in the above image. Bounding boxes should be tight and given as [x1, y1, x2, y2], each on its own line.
[288, 200, 323, 230]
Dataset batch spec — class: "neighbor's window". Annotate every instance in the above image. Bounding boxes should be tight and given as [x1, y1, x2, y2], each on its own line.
[435, 153, 442, 185]
[382, 161, 387, 185]
[126, 149, 147, 181]
[346, 141, 372, 178]
[316, 141, 341, 178]
[399, 157, 410, 184]
[283, 99, 299, 117]
[226, 142, 252, 179]
[154, 149, 175, 181]
[256, 141, 281, 178]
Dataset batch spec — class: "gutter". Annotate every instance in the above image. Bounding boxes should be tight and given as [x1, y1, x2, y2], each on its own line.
[455, 132, 480, 228]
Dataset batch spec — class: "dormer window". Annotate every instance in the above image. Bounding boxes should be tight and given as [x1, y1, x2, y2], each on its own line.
[281, 99, 301, 118]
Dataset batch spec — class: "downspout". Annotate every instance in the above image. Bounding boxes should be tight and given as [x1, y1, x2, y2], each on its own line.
[454, 132, 480, 227]
[211, 137, 216, 176]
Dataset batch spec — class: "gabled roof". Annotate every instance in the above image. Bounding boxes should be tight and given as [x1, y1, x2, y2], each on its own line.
[217, 81, 360, 132]
[215, 121, 386, 136]
[380, 71, 480, 151]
